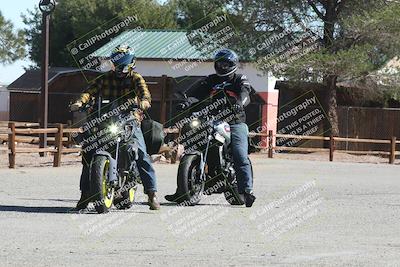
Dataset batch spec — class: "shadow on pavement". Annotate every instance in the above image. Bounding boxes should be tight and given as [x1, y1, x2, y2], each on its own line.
[18, 198, 77, 203]
[0, 205, 73, 213]
[134, 201, 230, 207]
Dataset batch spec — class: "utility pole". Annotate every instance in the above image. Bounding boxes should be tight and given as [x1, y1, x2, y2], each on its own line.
[38, 0, 56, 156]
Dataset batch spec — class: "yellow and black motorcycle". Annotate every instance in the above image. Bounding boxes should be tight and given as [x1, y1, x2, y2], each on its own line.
[87, 111, 141, 213]
[80, 108, 163, 214]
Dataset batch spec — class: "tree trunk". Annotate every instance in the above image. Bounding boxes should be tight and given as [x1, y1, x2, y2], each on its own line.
[322, 1, 340, 142]
[323, 1, 336, 47]
[324, 75, 339, 138]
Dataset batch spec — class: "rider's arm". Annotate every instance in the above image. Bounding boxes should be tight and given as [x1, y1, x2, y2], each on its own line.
[185, 77, 211, 101]
[78, 79, 101, 104]
[131, 72, 151, 104]
[70, 79, 101, 111]
[236, 75, 252, 107]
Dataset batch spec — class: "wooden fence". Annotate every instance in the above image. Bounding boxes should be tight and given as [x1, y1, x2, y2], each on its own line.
[5, 122, 81, 168]
[249, 130, 399, 164]
[337, 106, 400, 151]
[3, 121, 398, 168]
[1, 121, 180, 169]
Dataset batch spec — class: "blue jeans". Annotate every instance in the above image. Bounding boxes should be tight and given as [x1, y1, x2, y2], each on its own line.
[230, 123, 253, 193]
[131, 125, 158, 193]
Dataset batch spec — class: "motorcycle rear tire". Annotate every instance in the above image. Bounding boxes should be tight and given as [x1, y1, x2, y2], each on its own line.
[114, 185, 137, 210]
[224, 160, 253, 206]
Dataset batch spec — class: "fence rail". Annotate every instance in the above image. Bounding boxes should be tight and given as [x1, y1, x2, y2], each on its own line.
[249, 130, 398, 164]
[2, 121, 398, 168]
[5, 122, 79, 168]
[2, 121, 180, 168]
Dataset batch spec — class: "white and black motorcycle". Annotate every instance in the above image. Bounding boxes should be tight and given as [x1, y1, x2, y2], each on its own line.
[175, 85, 253, 206]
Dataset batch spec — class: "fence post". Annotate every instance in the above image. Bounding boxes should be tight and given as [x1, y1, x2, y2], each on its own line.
[8, 122, 16, 169]
[268, 130, 273, 158]
[53, 123, 63, 167]
[389, 136, 396, 164]
[329, 134, 335, 162]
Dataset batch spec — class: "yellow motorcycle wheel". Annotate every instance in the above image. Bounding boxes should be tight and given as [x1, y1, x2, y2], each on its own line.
[115, 184, 137, 210]
[102, 160, 114, 209]
[91, 156, 115, 213]
[128, 186, 136, 202]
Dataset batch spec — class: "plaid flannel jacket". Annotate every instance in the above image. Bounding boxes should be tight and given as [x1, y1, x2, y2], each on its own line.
[79, 70, 151, 107]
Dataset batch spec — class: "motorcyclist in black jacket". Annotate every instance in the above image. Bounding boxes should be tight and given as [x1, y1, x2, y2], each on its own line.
[165, 49, 256, 207]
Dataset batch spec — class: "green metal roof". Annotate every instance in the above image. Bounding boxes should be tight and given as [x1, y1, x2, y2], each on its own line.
[94, 30, 213, 60]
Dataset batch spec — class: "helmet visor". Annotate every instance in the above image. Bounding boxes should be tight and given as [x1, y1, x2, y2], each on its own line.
[215, 61, 232, 72]
[111, 53, 134, 67]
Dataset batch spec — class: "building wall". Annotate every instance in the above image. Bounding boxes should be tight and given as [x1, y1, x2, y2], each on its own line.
[0, 89, 9, 121]
[136, 60, 277, 92]
[8, 73, 169, 124]
[9, 72, 98, 124]
[10, 92, 39, 122]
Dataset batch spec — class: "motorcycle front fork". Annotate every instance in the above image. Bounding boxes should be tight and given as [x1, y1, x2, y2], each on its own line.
[199, 135, 213, 182]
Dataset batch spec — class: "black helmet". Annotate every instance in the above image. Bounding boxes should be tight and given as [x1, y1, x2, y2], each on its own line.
[110, 45, 136, 77]
[214, 49, 239, 77]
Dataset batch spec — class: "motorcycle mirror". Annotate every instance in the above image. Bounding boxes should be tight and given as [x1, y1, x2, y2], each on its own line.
[174, 91, 187, 99]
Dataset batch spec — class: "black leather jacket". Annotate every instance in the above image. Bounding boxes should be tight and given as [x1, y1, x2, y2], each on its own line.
[185, 74, 253, 124]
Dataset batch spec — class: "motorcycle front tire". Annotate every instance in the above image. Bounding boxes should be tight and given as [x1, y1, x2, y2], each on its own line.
[177, 154, 204, 206]
[90, 155, 115, 214]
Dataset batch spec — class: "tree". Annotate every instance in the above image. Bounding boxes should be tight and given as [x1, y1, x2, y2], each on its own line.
[0, 11, 25, 64]
[291, 1, 398, 136]
[248, 0, 400, 136]
[175, 0, 227, 28]
[177, 0, 400, 136]
[23, 0, 179, 67]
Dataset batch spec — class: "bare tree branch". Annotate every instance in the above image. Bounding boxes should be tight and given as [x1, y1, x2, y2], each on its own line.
[307, 0, 325, 19]
[317, 0, 328, 10]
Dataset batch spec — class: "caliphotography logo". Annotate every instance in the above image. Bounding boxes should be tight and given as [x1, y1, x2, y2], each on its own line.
[157, 12, 241, 84]
[67, 10, 142, 83]
[249, 181, 324, 241]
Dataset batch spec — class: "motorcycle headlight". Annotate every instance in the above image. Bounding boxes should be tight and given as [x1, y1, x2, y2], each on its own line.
[190, 118, 201, 128]
[108, 124, 121, 134]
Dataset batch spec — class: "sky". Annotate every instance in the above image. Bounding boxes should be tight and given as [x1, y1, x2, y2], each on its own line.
[0, 0, 38, 85]
[0, 0, 169, 85]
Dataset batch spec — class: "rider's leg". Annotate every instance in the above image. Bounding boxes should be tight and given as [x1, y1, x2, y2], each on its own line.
[230, 123, 256, 207]
[131, 125, 160, 210]
[230, 123, 253, 193]
[76, 150, 92, 210]
[164, 181, 182, 202]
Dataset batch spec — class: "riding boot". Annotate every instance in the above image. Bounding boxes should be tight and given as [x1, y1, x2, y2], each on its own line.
[75, 192, 91, 211]
[244, 191, 256, 207]
[164, 192, 180, 202]
[148, 191, 161, 210]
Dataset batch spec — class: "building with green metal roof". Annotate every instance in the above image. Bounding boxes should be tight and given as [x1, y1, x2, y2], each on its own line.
[94, 29, 214, 61]
[92, 29, 277, 94]
[93, 29, 278, 136]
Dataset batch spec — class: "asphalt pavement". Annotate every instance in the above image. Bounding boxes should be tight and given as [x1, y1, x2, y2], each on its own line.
[0, 157, 399, 267]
